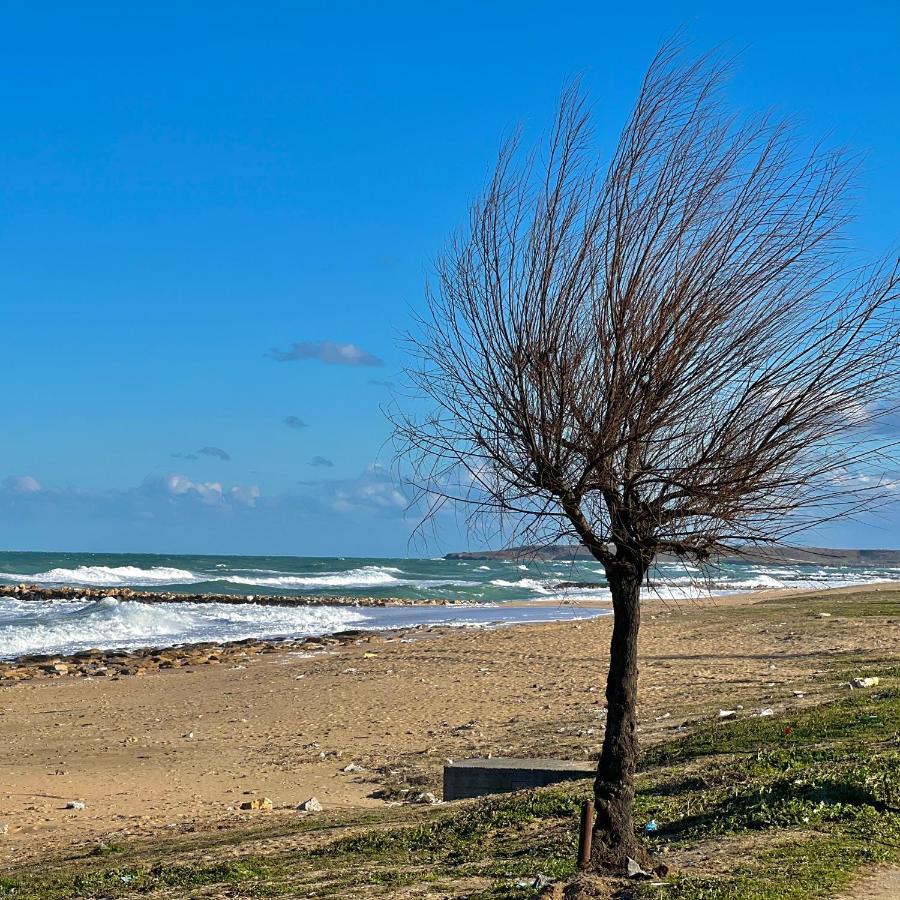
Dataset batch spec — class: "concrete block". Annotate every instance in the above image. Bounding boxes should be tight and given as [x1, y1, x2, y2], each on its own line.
[443, 757, 594, 800]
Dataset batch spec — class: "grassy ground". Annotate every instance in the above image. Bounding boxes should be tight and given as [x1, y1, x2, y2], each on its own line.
[3, 589, 899, 899]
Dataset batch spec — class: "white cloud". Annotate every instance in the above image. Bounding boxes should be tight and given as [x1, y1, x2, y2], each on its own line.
[229, 484, 261, 507]
[326, 463, 407, 513]
[829, 467, 900, 492]
[163, 474, 226, 506]
[0, 466, 407, 525]
[2, 475, 43, 494]
[155, 475, 261, 508]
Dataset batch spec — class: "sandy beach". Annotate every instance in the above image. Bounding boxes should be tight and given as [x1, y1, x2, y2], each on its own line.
[2, 582, 898, 870]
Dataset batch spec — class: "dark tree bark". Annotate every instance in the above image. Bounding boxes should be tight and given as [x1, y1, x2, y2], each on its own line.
[590, 554, 649, 870]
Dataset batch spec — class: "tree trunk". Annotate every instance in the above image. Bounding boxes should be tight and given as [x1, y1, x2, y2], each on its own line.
[589, 565, 649, 872]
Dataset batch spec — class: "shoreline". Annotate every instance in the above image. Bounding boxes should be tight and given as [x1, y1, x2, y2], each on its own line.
[0, 625, 457, 685]
[3, 581, 895, 680]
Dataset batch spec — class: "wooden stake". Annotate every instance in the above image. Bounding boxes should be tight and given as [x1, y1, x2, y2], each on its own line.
[577, 799, 594, 869]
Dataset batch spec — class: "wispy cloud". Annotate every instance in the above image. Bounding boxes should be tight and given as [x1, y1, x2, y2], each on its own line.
[0, 472, 262, 514]
[0, 465, 409, 533]
[161, 474, 228, 506]
[2, 474, 42, 494]
[284, 416, 308, 429]
[143, 474, 260, 508]
[198, 447, 232, 461]
[300, 463, 407, 514]
[172, 447, 232, 461]
[829, 467, 900, 492]
[368, 378, 395, 389]
[268, 340, 383, 367]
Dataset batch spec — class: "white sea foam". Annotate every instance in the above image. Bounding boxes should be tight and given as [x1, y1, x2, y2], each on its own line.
[660, 574, 786, 590]
[0, 565, 204, 587]
[489, 578, 552, 592]
[220, 565, 404, 590]
[0, 597, 368, 658]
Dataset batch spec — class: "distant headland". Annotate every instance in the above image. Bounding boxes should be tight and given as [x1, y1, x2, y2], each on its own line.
[445, 544, 900, 567]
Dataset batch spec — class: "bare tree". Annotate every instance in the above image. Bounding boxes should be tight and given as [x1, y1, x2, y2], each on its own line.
[392, 44, 900, 872]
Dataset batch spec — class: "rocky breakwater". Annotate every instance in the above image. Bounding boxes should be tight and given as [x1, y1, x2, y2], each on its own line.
[0, 629, 383, 686]
[0, 583, 454, 607]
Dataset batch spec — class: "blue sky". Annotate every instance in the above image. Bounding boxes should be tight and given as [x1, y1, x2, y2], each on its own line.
[1, 2, 898, 555]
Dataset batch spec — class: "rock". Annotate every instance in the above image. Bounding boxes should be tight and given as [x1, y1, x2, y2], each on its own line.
[0, 823, 8, 835]
[65, 801, 86, 810]
[815, 612, 832, 618]
[412, 791, 440, 804]
[517, 875, 553, 889]
[718, 709, 737, 719]
[626, 857, 651, 879]
[341, 762, 364, 773]
[850, 676, 880, 689]
[258, 797, 273, 811]
[239, 797, 273, 811]
[42, 663, 68, 675]
[759, 708, 775, 717]
[297, 797, 323, 812]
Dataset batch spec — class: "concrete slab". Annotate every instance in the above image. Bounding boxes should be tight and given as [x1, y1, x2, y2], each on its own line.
[443, 757, 595, 800]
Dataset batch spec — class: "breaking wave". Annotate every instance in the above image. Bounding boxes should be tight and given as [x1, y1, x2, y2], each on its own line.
[0, 596, 367, 659]
[221, 566, 404, 589]
[489, 578, 552, 593]
[0, 565, 203, 587]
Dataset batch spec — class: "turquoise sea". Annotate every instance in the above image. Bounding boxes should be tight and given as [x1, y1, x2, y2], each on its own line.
[0, 551, 896, 659]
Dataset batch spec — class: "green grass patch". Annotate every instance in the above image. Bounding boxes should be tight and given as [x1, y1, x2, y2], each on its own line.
[325, 789, 581, 891]
[637, 834, 894, 900]
[0, 857, 283, 899]
[642, 688, 900, 766]
[755, 588, 900, 619]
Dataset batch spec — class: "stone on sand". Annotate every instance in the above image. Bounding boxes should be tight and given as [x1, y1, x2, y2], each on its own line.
[239, 798, 273, 811]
